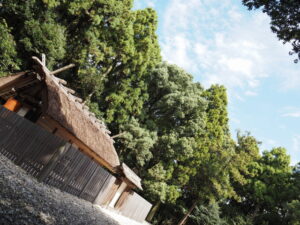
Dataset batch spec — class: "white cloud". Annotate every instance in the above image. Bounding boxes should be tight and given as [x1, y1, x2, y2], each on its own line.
[282, 112, 300, 118]
[147, 0, 156, 8]
[281, 107, 300, 118]
[194, 43, 207, 57]
[219, 57, 253, 76]
[160, 0, 299, 98]
[134, 0, 157, 9]
[230, 117, 241, 125]
[281, 70, 300, 90]
[228, 7, 242, 20]
[161, 34, 194, 70]
[245, 90, 258, 96]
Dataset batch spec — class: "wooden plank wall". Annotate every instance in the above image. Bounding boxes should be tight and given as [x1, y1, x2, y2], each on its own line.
[0, 105, 65, 176]
[0, 105, 114, 204]
[94, 176, 119, 206]
[115, 191, 153, 222]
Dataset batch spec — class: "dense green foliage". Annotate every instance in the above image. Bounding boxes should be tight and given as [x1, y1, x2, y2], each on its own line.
[242, 0, 300, 62]
[0, 0, 161, 128]
[0, 1, 299, 224]
[0, 19, 20, 76]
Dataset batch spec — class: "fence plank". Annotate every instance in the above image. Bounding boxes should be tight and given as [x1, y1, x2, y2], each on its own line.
[37, 143, 71, 182]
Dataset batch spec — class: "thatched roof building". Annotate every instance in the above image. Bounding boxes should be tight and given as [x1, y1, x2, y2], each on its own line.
[0, 57, 120, 172]
[0, 56, 144, 190]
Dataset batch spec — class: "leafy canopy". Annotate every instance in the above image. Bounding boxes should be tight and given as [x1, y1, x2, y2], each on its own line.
[242, 0, 300, 62]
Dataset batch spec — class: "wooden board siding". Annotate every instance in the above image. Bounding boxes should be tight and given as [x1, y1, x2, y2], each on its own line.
[94, 176, 120, 206]
[0, 105, 115, 203]
[115, 191, 153, 222]
[0, 105, 65, 176]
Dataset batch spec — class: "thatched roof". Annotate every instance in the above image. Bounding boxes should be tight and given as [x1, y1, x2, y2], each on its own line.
[0, 57, 120, 170]
[121, 163, 143, 190]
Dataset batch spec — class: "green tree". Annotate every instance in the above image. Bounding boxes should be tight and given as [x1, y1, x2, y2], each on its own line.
[223, 147, 294, 225]
[286, 200, 300, 225]
[119, 117, 157, 168]
[194, 85, 236, 201]
[175, 91, 260, 225]
[122, 63, 207, 223]
[143, 63, 206, 203]
[242, 0, 300, 62]
[285, 164, 300, 224]
[0, 19, 20, 76]
[0, 1, 67, 69]
[189, 203, 225, 225]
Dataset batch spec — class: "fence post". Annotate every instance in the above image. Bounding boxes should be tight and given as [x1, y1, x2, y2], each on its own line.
[37, 142, 71, 182]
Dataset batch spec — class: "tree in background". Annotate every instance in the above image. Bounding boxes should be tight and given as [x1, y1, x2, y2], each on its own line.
[286, 200, 300, 225]
[285, 164, 300, 224]
[121, 63, 207, 223]
[0, 0, 67, 69]
[242, 0, 300, 62]
[188, 203, 225, 225]
[0, 19, 20, 76]
[174, 85, 234, 225]
[222, 147, 295, 225]
[0, 0, 161, 130]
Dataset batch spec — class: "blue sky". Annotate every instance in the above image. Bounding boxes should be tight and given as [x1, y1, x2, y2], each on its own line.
[134, 0, 300, 164]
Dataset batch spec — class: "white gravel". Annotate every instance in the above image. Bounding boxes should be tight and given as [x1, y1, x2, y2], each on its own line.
[99, 206, 152, 225]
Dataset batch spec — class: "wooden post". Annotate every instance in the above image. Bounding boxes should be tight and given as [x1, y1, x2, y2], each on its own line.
[37, 142, 71, 182]
[177, 200, 199, 225]
[146, 201, 161, 222]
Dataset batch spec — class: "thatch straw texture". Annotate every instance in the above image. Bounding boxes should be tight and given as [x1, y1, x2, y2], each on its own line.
[44, 74, 120, 168]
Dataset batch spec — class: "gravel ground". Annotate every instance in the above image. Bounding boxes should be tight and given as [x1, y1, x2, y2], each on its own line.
[0, 155, 121, 225]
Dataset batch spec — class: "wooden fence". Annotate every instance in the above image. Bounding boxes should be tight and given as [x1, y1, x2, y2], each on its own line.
[0, 105, 153, 223]
[116, 191, 153, 222]
[0, 105, 112, 203]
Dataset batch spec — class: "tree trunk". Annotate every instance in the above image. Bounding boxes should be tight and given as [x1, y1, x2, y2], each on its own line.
[146, 201, 161, 222]
[177, 200, 199, 225]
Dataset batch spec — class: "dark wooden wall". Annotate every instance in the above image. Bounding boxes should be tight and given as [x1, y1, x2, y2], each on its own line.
[0, 105, 112, 203]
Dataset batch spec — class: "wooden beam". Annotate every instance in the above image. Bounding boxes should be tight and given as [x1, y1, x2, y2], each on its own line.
[111, 132, 126, 139]
[32, 56, 46, 69]
[51, 64, 75, 75]
[0, 75, 38, 96]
